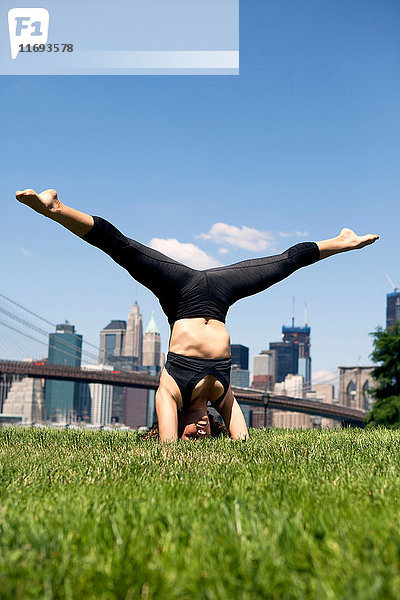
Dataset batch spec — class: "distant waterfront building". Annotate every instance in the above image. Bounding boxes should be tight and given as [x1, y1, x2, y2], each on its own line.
[274, 373, 304, 399]
[104, 354, 138, 425]
[252, 350, 275, 391]
[273, 374, 311, 429]
[269, 341, 299, 383]
[124, 388, 149, 428]
[99, 320, 126, 364]
[231, 366, 250, 388]
[312, 384, 335, 404]
[123, 300, 143, 364]
[142, 311, 161, 371]
[386, 290, 400, 328]
[79, 364, 113, 426]
[45, 321, 82, 421]
[307, 384, 339, 429]
[230, 344, 249, 370]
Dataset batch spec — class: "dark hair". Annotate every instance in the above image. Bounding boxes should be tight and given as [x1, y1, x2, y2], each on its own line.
[141, 410, 228, 440]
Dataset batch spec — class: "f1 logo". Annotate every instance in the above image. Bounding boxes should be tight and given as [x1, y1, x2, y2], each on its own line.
[8, 8, 50, 59]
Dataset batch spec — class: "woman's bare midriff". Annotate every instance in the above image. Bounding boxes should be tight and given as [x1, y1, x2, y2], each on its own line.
[169, 318, 231, 358]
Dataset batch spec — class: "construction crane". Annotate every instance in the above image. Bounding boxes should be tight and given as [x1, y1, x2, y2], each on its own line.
[384, 271, 399, 292]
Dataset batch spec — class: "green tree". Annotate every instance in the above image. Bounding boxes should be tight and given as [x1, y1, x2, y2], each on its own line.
[366, 321, 400, 428]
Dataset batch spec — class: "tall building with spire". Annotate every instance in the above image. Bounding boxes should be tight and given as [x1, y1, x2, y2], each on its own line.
[281, 299, 311, 389]
[123, 299, 143, 364]
[142, 311, 161, 369]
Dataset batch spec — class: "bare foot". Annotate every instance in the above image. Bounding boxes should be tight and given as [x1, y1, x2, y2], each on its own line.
[317, 228, 379, 259]
[15, 188, 62, 217]
[338, 228, 379, 251]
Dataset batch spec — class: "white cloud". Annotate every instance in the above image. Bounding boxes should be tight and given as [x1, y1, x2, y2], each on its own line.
[278, 231, 309, 238]
[19, 247, 32, 257]
[148, 238, 221, 270]
[197, 222, 276, 252]
[218, 247, 229, 255]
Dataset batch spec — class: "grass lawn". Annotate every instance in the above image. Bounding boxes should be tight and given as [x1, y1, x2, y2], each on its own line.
[0, 426, 399, 599]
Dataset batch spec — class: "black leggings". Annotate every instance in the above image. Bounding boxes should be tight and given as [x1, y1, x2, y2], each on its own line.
[82, 216, 320, 326]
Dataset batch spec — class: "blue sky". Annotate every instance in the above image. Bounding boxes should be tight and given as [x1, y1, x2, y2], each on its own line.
[1, 0, 399, 390]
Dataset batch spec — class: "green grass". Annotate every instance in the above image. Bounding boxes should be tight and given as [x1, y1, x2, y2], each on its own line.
[1, 427, 400, 600]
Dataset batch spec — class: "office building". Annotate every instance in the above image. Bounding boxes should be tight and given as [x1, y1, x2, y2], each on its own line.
[231, 366, 250, 388]
[269, 341, 299, 383]
[282, 313, 311, 388]
[124, 388, 149, 428]
[274, 373, 304, 398]
[79, 364, 113, 426]
[386, 290, 400, 328]
[123, 299, 143, 364]
[252, 350, 275, 391]
[99, 320, 126, 364]
[102, 354, 138, 425]
[307, 384, 339, 429]
[45, 321, 82, 421]
[230, 344, 249, 370]
[273, 374, 311, 428]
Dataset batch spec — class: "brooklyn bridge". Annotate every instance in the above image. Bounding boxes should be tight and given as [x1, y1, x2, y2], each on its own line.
[0, 359, 366, 427]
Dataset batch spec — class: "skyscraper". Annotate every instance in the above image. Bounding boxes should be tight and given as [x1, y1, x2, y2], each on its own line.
[123, 299, 143, 364]
[386, 290, 400, 328]
[269, 341, 299, 383]
[230, 344, 250, 387]
[231, 366, 250, 387]
[45, 321, 82, 421]
[99, 320, 127, 424]
[99, 320, 126, 363]
[142, 311, 161, 370]
[252, 350, 275, 391]
[80, 364, 114, 426]
[230, 344, 249, 370]
[281, 302, 312, 388]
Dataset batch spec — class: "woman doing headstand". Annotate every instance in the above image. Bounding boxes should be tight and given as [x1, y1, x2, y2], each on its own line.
[16, 189, 379, 442]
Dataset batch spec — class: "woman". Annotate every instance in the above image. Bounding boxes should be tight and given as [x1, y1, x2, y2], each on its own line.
[15, 188, 379, 441]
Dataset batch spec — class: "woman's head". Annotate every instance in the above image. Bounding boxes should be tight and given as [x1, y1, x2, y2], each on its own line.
[143, 409, 228, 440]
[178, 407, 210, 440]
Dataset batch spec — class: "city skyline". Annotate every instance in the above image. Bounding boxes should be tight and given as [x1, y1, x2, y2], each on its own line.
[0, 288, 392, 394]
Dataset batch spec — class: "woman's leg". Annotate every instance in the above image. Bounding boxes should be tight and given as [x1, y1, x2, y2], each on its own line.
[208, 241, 321, 306]
[208, 229, 379, 307]
[15, 188, 194, 304]
[16, 188, 94, 237]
